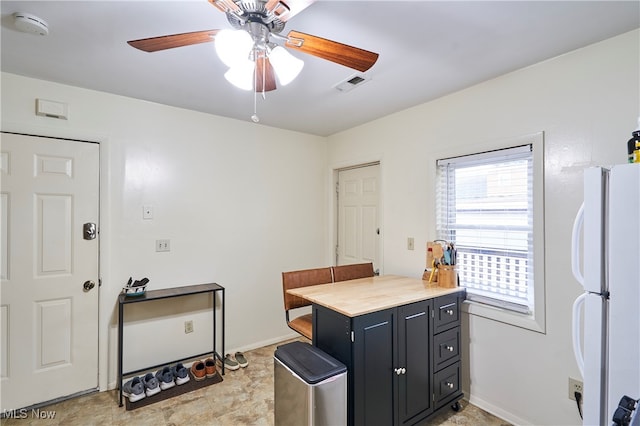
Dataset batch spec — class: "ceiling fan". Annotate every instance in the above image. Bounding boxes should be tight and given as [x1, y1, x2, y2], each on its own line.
[127, 0, 379, 94]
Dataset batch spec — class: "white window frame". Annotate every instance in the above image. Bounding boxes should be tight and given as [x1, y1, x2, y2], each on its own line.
[432, 132, 546, 333]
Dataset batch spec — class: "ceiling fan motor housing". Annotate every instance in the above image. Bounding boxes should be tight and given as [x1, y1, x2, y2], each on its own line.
[226, 1, 286, 34]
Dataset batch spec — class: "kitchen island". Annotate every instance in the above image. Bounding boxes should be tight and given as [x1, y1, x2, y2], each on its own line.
[288, 275, 465, 426]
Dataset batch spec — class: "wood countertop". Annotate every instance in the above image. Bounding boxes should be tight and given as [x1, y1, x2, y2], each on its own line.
[286, 275, 465, 317]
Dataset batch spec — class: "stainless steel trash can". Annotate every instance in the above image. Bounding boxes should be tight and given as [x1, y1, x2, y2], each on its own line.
[274, 341, 347, 426]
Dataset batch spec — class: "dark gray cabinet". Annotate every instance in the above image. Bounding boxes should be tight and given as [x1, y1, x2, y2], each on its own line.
[431, 293, 463, 412]
[313, 292, 463, 426]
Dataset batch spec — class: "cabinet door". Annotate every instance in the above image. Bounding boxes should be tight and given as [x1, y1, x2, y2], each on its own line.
[353, 309, 394, 426]
[396, 300, 432, 425]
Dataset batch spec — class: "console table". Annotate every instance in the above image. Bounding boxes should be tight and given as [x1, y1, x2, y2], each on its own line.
[117, 283, 225, 407]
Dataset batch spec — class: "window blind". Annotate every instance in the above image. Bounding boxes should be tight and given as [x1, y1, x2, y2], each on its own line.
[436, 144, 534, 314]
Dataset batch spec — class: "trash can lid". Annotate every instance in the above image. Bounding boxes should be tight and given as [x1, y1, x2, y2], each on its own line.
[275, 341, 347, 384]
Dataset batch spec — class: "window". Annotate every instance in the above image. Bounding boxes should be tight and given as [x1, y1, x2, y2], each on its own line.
[435, 134, 545, 332]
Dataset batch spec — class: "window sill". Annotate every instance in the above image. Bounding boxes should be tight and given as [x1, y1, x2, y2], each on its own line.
[462, 298, 546, 334]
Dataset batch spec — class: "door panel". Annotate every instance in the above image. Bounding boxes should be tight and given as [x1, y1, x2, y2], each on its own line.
[0, 133, 99, 410]
[353, 309, 394, 426]
[397, 300, 432, 425]
[337, 164, 380, 269]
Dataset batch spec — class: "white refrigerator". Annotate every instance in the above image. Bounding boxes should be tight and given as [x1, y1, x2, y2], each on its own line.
[571, 163, 640, 425]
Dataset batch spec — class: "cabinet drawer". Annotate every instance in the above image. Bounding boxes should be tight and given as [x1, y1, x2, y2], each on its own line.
[434, 294, 460, 333]
[433, 327, 460, 371]
[433, 362, 460, 406]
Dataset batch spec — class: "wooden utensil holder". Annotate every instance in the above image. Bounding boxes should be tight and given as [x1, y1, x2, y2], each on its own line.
[438, 265, 457, 288]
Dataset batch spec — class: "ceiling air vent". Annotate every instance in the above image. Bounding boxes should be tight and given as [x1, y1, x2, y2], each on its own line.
[334, 73, 371, 93]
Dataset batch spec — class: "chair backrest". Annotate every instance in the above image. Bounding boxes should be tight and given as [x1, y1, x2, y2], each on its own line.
[282, 267, 333, 311]
[332, 262, 375, 282]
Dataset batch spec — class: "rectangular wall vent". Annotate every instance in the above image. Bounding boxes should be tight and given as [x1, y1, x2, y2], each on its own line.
[334, 73, 371, 93]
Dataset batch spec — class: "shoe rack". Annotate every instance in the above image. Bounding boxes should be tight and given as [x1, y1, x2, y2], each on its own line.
[117, 283, 225, 408]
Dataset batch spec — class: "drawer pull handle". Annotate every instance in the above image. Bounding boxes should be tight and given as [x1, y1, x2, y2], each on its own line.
[445, 345, 455, 352]
[445, 309, 455, 316]
[445, 382, 454, 389]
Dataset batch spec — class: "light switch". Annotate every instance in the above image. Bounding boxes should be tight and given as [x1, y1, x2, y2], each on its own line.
[143, 205, 153, 220]
[407, 237, 415, 250]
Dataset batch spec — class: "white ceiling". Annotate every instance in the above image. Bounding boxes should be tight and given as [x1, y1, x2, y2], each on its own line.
[1, 1, 639, 136]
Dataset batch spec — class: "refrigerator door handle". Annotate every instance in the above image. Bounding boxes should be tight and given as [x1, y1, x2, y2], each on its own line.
[571, 203, 585, 287]
[572, 292, 586, 378]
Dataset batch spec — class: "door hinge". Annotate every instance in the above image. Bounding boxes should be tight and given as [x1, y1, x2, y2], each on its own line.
[351, 331, 354, 342]
[335, 245, 339, 257]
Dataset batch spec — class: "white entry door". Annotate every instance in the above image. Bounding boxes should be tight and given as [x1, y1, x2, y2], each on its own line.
[1, 133, 100, 410]
[337, 164, 380, 269]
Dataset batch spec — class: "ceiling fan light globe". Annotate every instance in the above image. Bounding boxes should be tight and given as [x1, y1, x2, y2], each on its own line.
[215, 29, 253, 67]
[224, 60, 255, 91]
[269, 46, 304, 86]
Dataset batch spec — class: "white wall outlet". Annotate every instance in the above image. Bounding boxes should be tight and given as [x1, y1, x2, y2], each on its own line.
[568, 377, 583, 400]
[156, 239, 170, 252]
[184, 320, 194, 334]
[407, 237, 415, 250]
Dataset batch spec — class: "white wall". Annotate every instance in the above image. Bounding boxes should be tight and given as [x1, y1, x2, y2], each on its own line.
[1, 73, 329, 388]
[3, 28, 638, 425]
[325, 30, 640, 425]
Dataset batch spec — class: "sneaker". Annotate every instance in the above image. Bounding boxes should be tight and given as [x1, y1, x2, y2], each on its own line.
[191, 360, 206, 381]
[172, 363, 190, 385]
[204, 358, 217, 378]
[234, 352, 248, 368]
[155, 366, 175, 390]
[122, 376, 145, 403]
[218, 354, 240, 371]
[141, 372, 161, 397]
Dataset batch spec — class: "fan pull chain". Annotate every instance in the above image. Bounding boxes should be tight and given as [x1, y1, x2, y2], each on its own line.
[251, 47, 260, 123]
[261, 52, 266, 101]
[251, 84, 259, 122]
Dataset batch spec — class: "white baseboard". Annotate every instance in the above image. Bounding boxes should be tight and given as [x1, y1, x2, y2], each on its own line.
[467, 393, 532, 426]
[230, 332, 303, 355]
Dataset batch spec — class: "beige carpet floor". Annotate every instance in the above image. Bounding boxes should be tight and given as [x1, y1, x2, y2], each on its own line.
[1, 339, 510, 426]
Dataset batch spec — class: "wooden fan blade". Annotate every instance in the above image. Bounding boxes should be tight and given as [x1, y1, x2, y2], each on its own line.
[255, 56, 277, 92]
[285, 30, 379, 72]
[128, 30, 219, 52]
[265, 0, 316, 22]
[208, 0, 242, 14]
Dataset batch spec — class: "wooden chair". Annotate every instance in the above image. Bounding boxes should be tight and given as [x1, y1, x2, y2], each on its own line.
[282, 267, 333, 340]
[332, 262, 375, 282]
